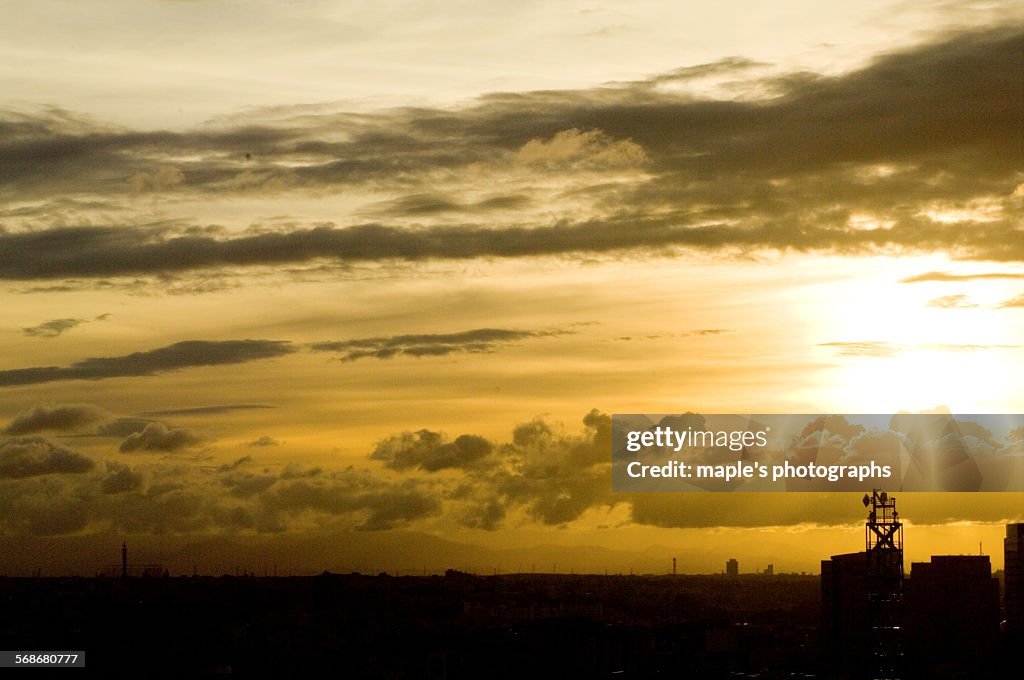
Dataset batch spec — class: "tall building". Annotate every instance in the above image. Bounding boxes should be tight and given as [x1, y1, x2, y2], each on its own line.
[725, 558, 738, 577]
[1006, 523, 1024, 633]
[905, 555, 999, 677]
[820, 551, 871, 677]
[821, 491, 904, 679]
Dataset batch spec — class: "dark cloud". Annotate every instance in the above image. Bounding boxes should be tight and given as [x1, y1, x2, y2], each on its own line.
[628, 493, 861, 530]
[99, 463, 144, 494]
[1, 28, 1021, 279]
[0, 330, 554, 391]
[371, 431, 493, 472]
[119, 422, 205, 453]
[96, 418, 153, 437]
[498, 410, 611, 526]
[639, 57, 767, 85]
[448, 409, 614, 529]
[365, 193, 531, 217]
[222, 472, 278, 497]
[0, 437, 95, 478]
[245, 436, 280, 447]
[4, 212, 1023, 283]
[0, 339, 296, 387]
[138, 404, 273, 417]
[3, 410, 1023, 537]
[627, 413, 1024, 527]
[4, 403, 109, 435]
[22, 318, 85, 338]
[0, 479, 91, 536]
[311, 328, 569, 362]
[216, 456, 252, 472]
[279, 463, 320, 479]
[258, 472, 441, 531]
[21, 313, 110, 337]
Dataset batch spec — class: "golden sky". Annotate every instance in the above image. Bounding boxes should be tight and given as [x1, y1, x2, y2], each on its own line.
[1, 1, 1023, 575]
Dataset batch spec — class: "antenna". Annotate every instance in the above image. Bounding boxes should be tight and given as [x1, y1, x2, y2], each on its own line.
[865, 489, 903, 678]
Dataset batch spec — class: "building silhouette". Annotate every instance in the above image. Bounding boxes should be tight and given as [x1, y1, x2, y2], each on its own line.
[905, 555, 999, 678]
[98, 541, 165, 578]
[821, 494, 1005, 679]
[1005, 523, 1024, 633]
[726, 558, 738, 577]
[821, 551, 871, 677]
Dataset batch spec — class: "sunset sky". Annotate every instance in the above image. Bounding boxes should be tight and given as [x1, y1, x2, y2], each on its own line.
[1, 0, 1023, 575]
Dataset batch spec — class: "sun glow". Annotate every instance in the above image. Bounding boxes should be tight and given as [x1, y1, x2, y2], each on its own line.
[805, 257, 1024, 412]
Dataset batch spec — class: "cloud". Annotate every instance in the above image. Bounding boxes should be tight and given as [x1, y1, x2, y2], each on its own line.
[627, 413, 1024, 526]
[311, 327, 570, 362]
[99, 463, 144, 494]
[927, 294, 977, 308]
[818, 341, 900, 357]
[128, 165, 185, 192]
[217, 455, 252, 472]
[21, 313, 110, 337]
[22, 318, 84, 338]
[0, 330, 560, 391]
[900, 271, 1024, 283]
[245, 436, 279, 447]
[119, 422, 205, 453]
[138, 404, 273, 417]
[96, 418, 154, 437]
[4, 403, 109, 435]
[365, 193, 531, 218]
[4, 212, 1024, 283]
[3, 410, 1024, 537]
[815, 340, 1015, 356]
[259, 474, 441, 532]
[516, 128, 646, 167]
[222, 472, 278, 498]
[371, 431, 493, 472]
[0, 437, 95, 478]
[446, 409, 614, 529]
[1000, 294, 1024, 308]
[279, 463, 320, 479]
[927, 343, 1020, 352]
[1, 28, 1022, 280]
[0, 339, 296, 387]
[687, 329, 733, 336]
[820, 340, 1017, 356]
[640, 56, 766, 84]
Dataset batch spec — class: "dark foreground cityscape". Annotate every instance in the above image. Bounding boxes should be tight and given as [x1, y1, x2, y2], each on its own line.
[3, 494, 1021, 679]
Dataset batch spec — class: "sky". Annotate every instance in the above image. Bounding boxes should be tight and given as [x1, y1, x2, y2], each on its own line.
[1, 0, 1023, 575]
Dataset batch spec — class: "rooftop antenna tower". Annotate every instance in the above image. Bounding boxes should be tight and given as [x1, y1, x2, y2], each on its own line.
[863, 489, 903, 679]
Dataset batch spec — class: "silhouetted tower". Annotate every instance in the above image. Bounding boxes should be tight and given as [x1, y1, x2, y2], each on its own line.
[121, 540, 128, 579]
[672, 557, 677, 575]
[863, 489, 903, 679]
